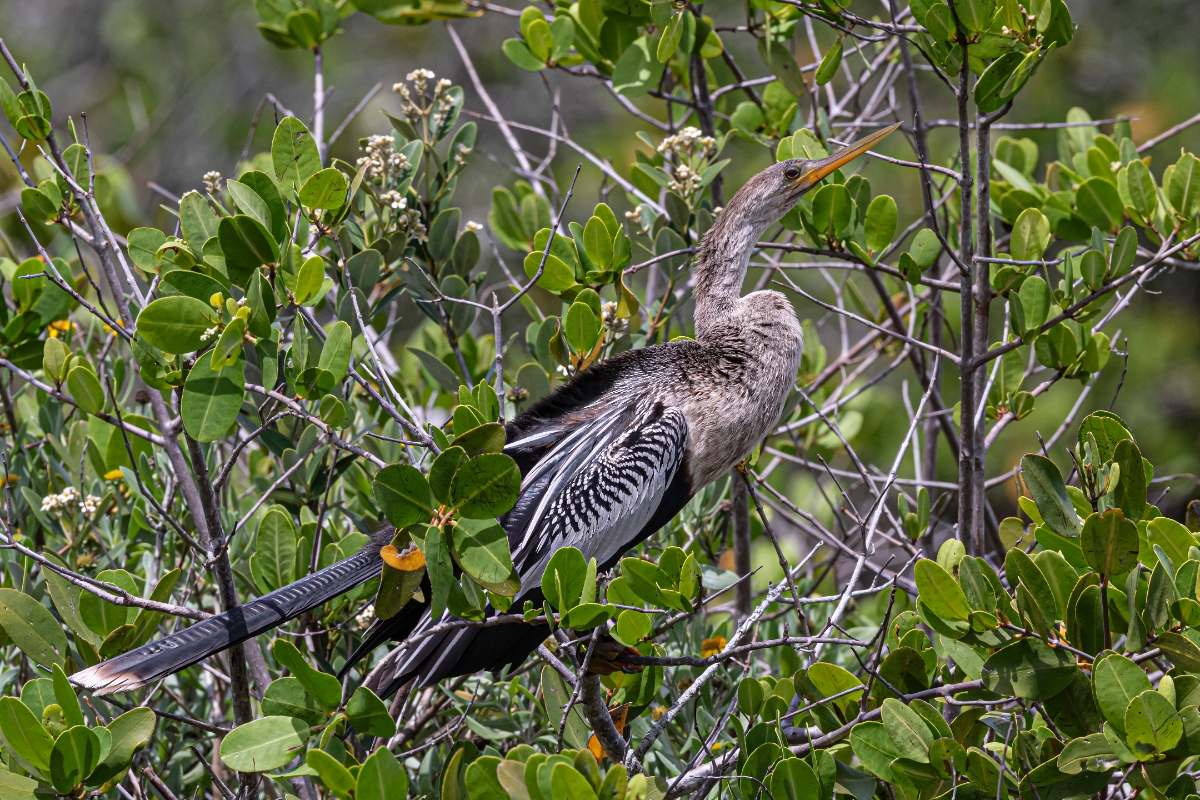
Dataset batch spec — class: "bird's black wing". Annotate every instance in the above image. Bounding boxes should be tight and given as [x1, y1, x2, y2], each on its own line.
[506, 399, 690, 587]
[367, 398, 691, 693]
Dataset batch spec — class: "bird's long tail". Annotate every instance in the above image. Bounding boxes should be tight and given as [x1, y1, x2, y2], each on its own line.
[71, 545, 384, 695]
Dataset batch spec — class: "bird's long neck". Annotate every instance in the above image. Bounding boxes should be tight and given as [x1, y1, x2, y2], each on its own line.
[691, 201, 773, 342]
[691, 189, 782, 343]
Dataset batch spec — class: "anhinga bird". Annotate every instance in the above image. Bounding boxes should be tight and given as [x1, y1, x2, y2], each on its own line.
[72, 124, 898, 698]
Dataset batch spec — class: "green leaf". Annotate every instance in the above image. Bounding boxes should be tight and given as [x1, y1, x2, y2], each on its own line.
[0, 770, 37, 800]
[450, 453, 521, 519]
[612, 36, 665, 97]
[0, 588, 69, 669]
[1079, 249, 1106, 291]
[1021, 454, 1079, 537]
[811, 184, 854, 239]
[295, 256, 326, 304]
[1010, 207, 1051, 261]
[182, 354, 245, 442]
[1147, 517, 1195, 572]
[346, 686, 396, 738]
[1057, 733, 1117, 775]
[66, 365, 104, 415]
[179, 191, 220, 254]
[1091, 653, 1151, 732]
[863, 195, 897, 253]
[87, 707, 155, 787]
[613, 608, 652, 646]
[358, 747, 408, 800]
[523, 252, 576, 293]
[980, 638, 1077, 700]
[564, 302, 601, 354]
[125, 228, 167, 273]
[814, 38, 843, 86]
[881, 698, 934, 763]
[318, 320, 352, 383]
[1120, 159, 1157, 218]
[1155, 632, 1200, 672]
[1110, 226, 1137, 279]
[49, 726, 99, 793]
[541, 666, 589, 750]
[218, 215, 280, 279]
[450, 518, 518, 595]
[135, 296, 217, 354]
[0, 696, 53, 774]
[209, 317, 245, 370]
[542, 547, 588, 611]
[1075, 177, 1123, 231]
[1111, 439, 1147, 522]
[374, 464, 437, 528]
[850, 721, 904, 781]
[553, 762, 598, 800]
[221, 716, 309, 773]
[299, 167, 348, 210]
[427, 208, 461, 263]
[1080, 509, 1139, 577]
[1125, 689, 1182, 758]
[656, 12, 684, 62]
[252, 506, 298, 595]
[1168, 152, 1200, 218]
[430, 446, 467, 505]
[974, 51, 1023, 113]
[738, 677, 766, 717]
[272, 638, 342, 711]
[913, 559, 971, 620]
[272, 117, 321, 198]
[261, 677, 324, 726]
[1016, 275, 1051, 336]
[502, 39, 546, 71]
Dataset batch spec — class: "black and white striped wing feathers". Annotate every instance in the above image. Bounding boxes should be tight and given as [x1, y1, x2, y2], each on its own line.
[507, 401, 688, 586]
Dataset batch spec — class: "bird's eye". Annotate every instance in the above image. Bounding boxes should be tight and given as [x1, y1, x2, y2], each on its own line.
[784, 165, 802, 181]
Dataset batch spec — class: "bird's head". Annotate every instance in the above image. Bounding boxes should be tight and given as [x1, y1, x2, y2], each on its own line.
[734, 123, 901, 224]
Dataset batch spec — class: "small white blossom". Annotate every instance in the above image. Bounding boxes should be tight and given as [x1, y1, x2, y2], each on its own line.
[201, 326, 219, 342]
[602, 301, 629, 338]
[380, 190, 407, 210]
[41, 486, 80, 513]
[355, 604, 375, 630]
[202, 171, 222, 194]
[464, 221, 482, 232]
[81, 495, 102, 515]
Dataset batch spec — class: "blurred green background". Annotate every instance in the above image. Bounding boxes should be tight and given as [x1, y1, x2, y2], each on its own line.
[0, 0, 1196, 518]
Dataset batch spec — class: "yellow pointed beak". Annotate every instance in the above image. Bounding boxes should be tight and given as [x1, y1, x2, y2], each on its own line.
[790, 123, 902, 192]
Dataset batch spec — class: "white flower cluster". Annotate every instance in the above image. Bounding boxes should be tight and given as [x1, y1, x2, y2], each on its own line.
[41, 486, 101, 516]
[625, 205, 652, 236]
[41, 486, 79, 512]
[656, 127, 717, 197]
[357, 134, 410, 183]
[602, 301, 629, 338]
[657, 127, 716, 159]
[355, 604, 375, 630]
[380, 190, 407, 210]
[393, 70, 456, 133]
[464, 221, 482, 232]
[395, 208, 428, 244]
[203, 170, 222, 194]
[201, 326, 219, 342]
